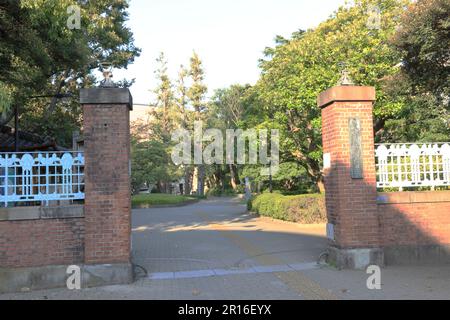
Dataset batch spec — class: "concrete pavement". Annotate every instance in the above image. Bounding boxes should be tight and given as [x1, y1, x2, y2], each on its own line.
[1, 197, 449, 299]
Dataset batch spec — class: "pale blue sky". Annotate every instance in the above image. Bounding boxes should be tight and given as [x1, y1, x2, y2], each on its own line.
[114, 0, 347, 105]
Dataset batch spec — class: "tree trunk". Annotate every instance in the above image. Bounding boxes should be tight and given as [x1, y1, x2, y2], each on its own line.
[303, 158, 325, 194]
[184, 166, 193, 195]
[44, 71, 69, 120]
[316, 177, 325, 194]
[229, 164, 239, 190]
[197, 165, 205, 196]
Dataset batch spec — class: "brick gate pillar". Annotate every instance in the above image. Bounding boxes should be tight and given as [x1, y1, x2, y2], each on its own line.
[318, 85, 383, 269]
[80, 87, 133, 282]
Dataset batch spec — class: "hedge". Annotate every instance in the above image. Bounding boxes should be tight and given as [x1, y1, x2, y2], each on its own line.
[248, 193, 326, 224]
[132, 193, 199, 208]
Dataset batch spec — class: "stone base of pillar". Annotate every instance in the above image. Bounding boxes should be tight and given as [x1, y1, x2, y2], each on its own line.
[328, 247, 384, 270]
[0, 263, 133, 294]
[384, 244, 450, 265]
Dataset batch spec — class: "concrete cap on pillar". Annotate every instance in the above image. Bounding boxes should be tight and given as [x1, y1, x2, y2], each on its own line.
[317, 86, 376, 109]
[80, 88, 133, 110]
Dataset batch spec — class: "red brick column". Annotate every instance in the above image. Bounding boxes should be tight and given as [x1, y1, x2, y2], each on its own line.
[80, 88, 132, 265]
[318, 86, 383, 269]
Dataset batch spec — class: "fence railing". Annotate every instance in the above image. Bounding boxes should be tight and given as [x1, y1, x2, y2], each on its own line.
[0, 151, 84, 206]
[375, 143, 450, 190]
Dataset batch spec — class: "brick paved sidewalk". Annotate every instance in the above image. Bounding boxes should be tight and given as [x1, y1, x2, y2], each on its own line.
[1, 198, 449, 300]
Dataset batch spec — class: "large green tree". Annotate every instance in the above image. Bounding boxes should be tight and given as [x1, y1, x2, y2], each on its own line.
[252, 0, 409, 192]
[0, 0, 140, 146]
[187, 52, 207, 196]
[131, 138, 177, 195]
[208, 84, 251, 190]
[380, 0, 449, 142]
[152, 52, 178, 142]
[393, 0, 449, 101]
[175, 64, 195, 194]
[131, 52, 182, 193]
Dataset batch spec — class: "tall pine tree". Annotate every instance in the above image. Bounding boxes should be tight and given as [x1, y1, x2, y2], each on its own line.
[176, 64, 194, 194]
[187, 52, 208, 196]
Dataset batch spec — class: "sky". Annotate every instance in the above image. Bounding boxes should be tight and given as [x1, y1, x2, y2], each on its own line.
[114, 0, 347, 105]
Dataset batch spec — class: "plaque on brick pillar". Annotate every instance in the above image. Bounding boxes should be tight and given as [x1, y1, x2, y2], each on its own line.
[349, 118, 363, 179]
[318, 85, 382, 269]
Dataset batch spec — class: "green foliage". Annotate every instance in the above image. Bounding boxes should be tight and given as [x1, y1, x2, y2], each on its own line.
[130, 52, 185, 194]
[234, 184, 245, 194]
[131, 138, 181, 194]
[242, 162, 314, 193]
[205, 187, 223, 197]
[379, 91, 450, 142]
[252, 0, 409, 190]
[0, 0, 140, 145]
[131, 193, 197, 208]
[392, 0, 450, 100]
[379, 0, 450, 142]
[187, 52, 208, 196]
[20, 97, 82, 145]
[153, 52, 179, 143]
[206, 85, 253, 192]
[0, 82, 12, 116]
[187, 52, 207, 116]
[206, 185, 244, 197]
[209, 84, 251, 129]
[248, 193, 326, 224]
[130, 0, 448, 198]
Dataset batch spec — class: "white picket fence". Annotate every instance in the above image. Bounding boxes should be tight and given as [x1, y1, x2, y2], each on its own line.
[375, 143, 450, 190]
[0, 151, 84, 206]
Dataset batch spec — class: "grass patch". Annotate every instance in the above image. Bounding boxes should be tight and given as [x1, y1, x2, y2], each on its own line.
[248, 193, 326, 224]
[132, 193, 199, 208]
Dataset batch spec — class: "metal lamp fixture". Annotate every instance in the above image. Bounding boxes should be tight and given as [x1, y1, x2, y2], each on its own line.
[99, 62, 116, 88]
[337, 62, 355, 86]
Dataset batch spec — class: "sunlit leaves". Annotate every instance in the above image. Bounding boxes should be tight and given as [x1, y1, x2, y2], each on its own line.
[251, 0, 409, 189]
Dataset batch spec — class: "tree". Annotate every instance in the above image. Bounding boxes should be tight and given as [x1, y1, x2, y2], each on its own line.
[188, 52, 208, 116]
[132, 53, 181, 193]
[0, 82, 13, 124]
[152, 52, 178, 143]
[175, 64, 194, 194]
[242, 162, 312, 193]
[252, 0, 409, 192]
[379, 0, 450, 142]
[187, 52, 208, 196]
[131, 137, 180, 195]
[393, 0, 449, 101]
[176, 65, 189, 126]
[209, 85, 250, 190]
[0, 0, 140, 146]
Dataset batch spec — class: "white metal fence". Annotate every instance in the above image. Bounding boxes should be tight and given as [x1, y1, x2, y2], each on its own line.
[0, 151, 84, 206]
[375, 143, 450, 190]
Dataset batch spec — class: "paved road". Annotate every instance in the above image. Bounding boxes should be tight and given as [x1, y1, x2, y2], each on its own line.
[1, 197, 450, 299]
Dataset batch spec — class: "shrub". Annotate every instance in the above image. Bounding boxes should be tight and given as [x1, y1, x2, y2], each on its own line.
[234, 185, 245, 194]
[248, 193, 326, 224]
[206, 187, 224, 196]
[131, 193, 197, 208]
[206, 186, 242, 197]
